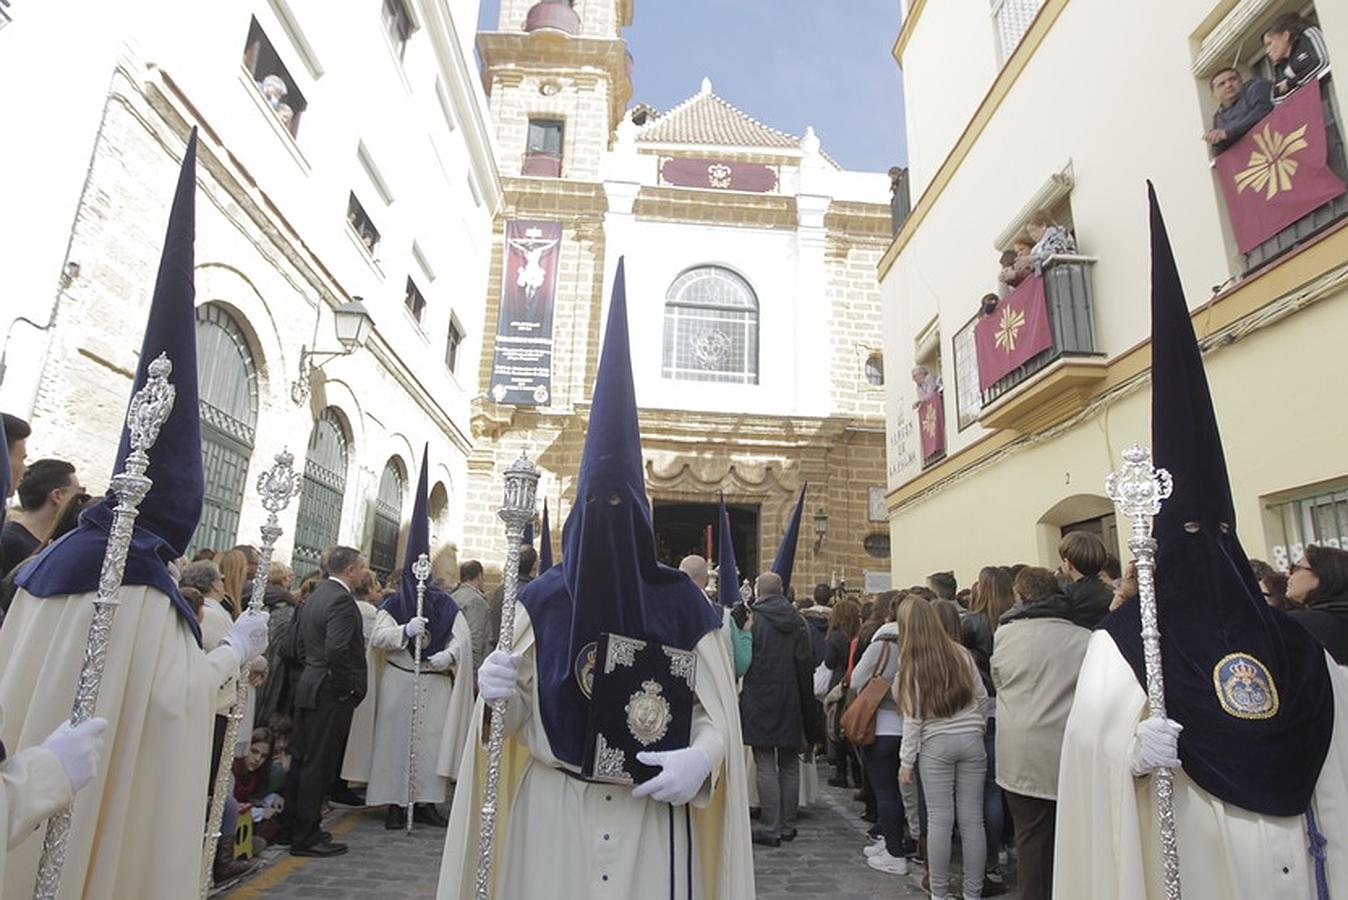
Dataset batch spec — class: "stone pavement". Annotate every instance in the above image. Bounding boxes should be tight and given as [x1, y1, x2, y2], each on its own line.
[218, 764, 1016, 899]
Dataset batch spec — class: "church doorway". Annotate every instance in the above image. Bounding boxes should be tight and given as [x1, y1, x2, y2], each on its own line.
[652, 500, 760, 582]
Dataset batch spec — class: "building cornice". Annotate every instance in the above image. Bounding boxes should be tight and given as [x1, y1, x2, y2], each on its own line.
[878, 0, 1070, 281]
[477, 30, 633, 129]
[892, 0, 928, 65]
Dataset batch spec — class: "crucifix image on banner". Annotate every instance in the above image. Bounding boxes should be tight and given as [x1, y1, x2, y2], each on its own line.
[489, 220, 563, 406]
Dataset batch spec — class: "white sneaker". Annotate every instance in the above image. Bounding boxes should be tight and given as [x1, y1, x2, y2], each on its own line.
[866, 850, 909, 875]
[863, 837, 887, 857]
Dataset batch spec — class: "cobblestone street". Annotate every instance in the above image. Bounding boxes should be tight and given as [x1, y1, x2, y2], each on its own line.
[219, 764, 1015, 900]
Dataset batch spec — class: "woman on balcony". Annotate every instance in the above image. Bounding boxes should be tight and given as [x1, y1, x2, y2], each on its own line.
[1026, 210, 1076, 275]
[1264, 12, 1330, 103]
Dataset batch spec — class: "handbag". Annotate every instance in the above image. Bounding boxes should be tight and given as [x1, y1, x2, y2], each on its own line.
[839, 640, 892, 748]
[812, 661, 833, 699]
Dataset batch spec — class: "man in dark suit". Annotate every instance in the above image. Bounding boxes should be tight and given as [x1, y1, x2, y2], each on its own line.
[286, 545, 368, 857]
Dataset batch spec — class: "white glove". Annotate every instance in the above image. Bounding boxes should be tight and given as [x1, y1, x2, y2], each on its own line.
[632, 746, 712, 805]
[427, 648, 455, 672]
[221, 608, 269, 665]
[1129, 716, 1183, 776]
[403, 616, 429, 640]
[478, 650, 521, 702]
[41, 718, 108, 794]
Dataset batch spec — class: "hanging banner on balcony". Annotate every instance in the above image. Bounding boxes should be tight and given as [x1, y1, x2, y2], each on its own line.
[974, 275, 1053, 391]
[1215, 79, 1346, 254]
[918, 391, 945, 462]
[489, 220, 562, 406]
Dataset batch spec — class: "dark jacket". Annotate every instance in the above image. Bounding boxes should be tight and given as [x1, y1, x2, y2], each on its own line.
[254, 583, 298, 727]
[1273, 28, 1329, 101]
[801, 606, 830, 666]
[824, 629, 850, 691]
[488, 574, 533, 649]
[293, 578, 367, 710]
[1212, 78, 1274, 153]
[1003, 576, 1113, 630]
[739, 594, 815, 748]
[1289, 598, 1348, 666]
[961, 611, 997, 696]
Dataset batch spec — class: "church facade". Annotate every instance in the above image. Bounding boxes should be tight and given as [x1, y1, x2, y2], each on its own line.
[462, 0, 893, 595]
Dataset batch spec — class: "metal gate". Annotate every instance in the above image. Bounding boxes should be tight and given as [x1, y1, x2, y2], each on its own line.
[193, 304, 257, 555]
[370, 457, 405, 579]
[292, 408, 348, 577]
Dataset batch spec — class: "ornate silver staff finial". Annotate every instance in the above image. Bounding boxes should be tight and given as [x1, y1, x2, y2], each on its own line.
[476, 454, 540, 900]
[406, 552, 433, 835]
[202, 449, 300, 896]
[1105, 443, 1181, 900]
[35, 353, 177, 900]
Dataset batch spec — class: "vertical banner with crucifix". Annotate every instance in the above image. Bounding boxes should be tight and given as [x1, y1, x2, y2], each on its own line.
[489, 220, 563, 406]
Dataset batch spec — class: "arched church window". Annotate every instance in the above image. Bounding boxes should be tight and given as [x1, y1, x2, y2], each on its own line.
[661, 266, 759, 385]
[293, 408, 350, 577]
[193, 303, 258, 555]
[370, 456, 406, 579]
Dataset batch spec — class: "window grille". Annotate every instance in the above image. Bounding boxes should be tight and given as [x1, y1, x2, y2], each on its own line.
[293, 409, 349, 577]
[991, 0, 1045, 64]
[952, 314, 983, 429]
[661, 266, 759, 385]
[370, 458, 406, 579]
[404, 277, 426, 325]
[242, 17, 307, 137]
[193, 304, 258, 556]
[1268, 485, 1348, 572]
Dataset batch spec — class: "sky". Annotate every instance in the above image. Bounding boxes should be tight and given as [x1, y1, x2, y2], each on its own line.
[475, 1, 907, 173]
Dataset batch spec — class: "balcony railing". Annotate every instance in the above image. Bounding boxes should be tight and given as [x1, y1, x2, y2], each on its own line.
[1243, 74, 1347, 272]
[980, 255, 1099, 408]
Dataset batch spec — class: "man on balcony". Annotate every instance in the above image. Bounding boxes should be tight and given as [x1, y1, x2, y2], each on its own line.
[1203, 68, 1274, 154]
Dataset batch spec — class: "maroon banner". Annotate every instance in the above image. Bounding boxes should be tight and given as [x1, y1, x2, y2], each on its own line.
[919, 391, 945, 461]
[1215, 79, 1346, 254]
[974, 276, 1053, 391]
[659, 156, 778, 193]
[489, 221, 562, 406]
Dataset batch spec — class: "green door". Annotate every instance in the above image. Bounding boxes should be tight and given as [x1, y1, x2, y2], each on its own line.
[292, 408, 348, 577]
[193, 304, 258, 556]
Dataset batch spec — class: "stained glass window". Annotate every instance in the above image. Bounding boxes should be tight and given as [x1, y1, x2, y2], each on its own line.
[661, 266, 759, 385]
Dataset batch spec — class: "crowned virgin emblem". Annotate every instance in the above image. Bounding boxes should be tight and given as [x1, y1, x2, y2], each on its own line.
[574, 641, 598, 699]
[625, 680, 674, 746]
[1213, 652, 1279, 720]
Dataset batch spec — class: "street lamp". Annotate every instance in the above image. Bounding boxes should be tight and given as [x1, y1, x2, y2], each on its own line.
[813, 507, 828, 552]
[291, 298, 374, 403]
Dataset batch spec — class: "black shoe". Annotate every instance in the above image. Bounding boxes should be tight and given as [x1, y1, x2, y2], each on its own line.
[385, 805, 408, 830]
[827, 776, 849, 788]
[860, 809, 878, 824]
[852, 790, 866, 802]
[414, 804, 449, 828]
[748, 807, 761, 820]
[272, 829, 292, 846]
[780, 828, 798, 842]
[290, 840, 348, 858]
[751, 830, 781, 848]
[328, 787, 365, 806]
[899, 836, 918, 857]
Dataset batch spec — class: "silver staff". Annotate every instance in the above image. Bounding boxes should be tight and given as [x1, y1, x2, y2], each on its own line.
[34, 353, 177, 900]
[201, 450, 300, 896]
[475, 455, 539, 900]
[406, 552, 432, 835]
[1105, 443, 1180, 900]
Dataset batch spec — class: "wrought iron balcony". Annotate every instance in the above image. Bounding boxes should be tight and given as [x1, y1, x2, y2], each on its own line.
[971, 255, 1107, 434]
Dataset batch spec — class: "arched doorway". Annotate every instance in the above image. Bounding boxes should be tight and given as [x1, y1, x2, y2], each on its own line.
[370, 456, 406, 580]
[193, 303, 258, 555]
[292, 408, 349, 577]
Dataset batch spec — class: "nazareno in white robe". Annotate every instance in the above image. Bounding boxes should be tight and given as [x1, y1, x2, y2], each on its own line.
[345, 610, 474, 806]
[0, 585, 238, 899]
[437, 606, 755, 899]
[0, 707, 75, 884]
[339, 599, 382, 785]
[1054, 630, 1348, 899]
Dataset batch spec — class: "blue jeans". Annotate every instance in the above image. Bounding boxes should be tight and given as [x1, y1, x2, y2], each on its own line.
[861, 735, 905, 855]
[983, 718, 1005, 871]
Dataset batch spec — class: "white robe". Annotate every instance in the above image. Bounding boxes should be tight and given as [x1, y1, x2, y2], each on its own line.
[339, 600, 380, 783]
[0, 708, 74, 883]
[1055, 630, 1348, 899]
[349, 611, 474, 806]
[437, 607, 755, 899]
[0, 586, 238, 899]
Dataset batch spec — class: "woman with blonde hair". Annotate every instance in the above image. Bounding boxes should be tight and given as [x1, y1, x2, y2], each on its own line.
[897, 598, 987, 900]
[217, 548, 249, 619]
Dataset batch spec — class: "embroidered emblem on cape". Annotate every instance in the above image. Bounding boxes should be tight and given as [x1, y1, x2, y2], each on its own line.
[625, 680, 673, 746]
[1213, 652, 1279, 720]
[574, 641, 597, 699]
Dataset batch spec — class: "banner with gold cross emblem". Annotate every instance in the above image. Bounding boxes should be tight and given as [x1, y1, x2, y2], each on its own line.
[974, 275, 1054, 391]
